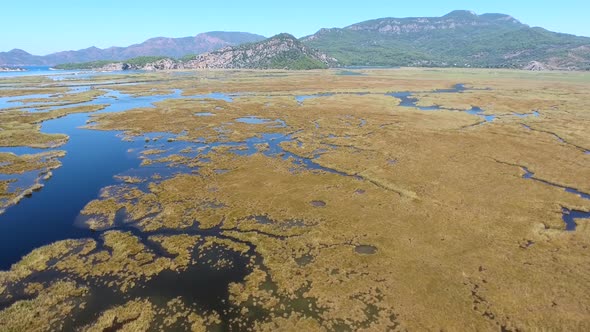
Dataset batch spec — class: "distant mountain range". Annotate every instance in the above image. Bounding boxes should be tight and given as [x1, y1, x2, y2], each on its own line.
[3, 11, 589, 70]
[53, 34, 336, 71]
[0, 32, 266, 66]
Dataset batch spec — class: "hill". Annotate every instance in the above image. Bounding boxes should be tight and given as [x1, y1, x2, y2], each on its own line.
[183, 33, 337, 69]
[302, 10, 590, 70]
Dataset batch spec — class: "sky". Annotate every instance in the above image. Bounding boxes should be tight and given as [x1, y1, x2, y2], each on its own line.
[2, 0, 589, 55]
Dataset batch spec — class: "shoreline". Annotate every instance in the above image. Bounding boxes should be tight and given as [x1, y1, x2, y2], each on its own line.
[0, 66, 27, 72]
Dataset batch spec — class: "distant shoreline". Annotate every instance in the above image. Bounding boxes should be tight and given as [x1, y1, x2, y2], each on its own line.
[0, 66, 26, 72]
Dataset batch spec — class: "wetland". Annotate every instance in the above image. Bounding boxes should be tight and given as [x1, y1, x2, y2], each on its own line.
[0, 68, 590, 331]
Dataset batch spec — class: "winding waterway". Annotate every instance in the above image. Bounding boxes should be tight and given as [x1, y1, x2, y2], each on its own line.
[2, 81, 588, 271]
[0, 87, 346, 269]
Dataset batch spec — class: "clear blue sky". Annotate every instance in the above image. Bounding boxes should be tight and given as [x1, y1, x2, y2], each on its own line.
[2, 0, 589, 55]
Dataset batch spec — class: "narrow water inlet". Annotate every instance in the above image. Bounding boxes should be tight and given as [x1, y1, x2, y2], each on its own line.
[562, 209, 589, 231]
[513, 110, 540, 118]
[194, 112, 214, 117]
[520, 166, 590, 231]
[295, 93, 335, 105]
[387, 84, 495, 122]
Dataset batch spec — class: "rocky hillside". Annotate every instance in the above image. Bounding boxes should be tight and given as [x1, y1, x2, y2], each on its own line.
[54, 35, 337, 71]
[53, 56, 182, 71]
[303, 10, 590, 70]
[0, 32, 265, 66]
[183, 33, 337, 69]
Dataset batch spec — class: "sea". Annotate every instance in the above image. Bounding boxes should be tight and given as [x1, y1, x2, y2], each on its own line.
[0, 66, 131, 79]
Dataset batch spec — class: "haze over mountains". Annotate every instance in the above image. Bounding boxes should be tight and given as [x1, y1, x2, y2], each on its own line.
[2, 10, 589, 70]
[0, 32, 266, 66]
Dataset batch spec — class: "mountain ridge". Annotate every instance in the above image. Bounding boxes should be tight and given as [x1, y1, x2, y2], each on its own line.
[4, 11, 589, 70]
[302, 10, 590, 70]
[55, 34, 337, 71]
[0, 32, 266, 66]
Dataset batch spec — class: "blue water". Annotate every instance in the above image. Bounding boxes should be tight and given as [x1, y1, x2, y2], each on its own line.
[466, 107, 496, 122]
[236, 116, 273, 124]
[390, 92, 439, 110]
[295, 93, 335, 104]
[0, 79, 340, 328]
[0, 66, 74, 78]
[0, 92, 56, 109]
[514, 111, 540, 118]
[562, 209, 590, 231]
[0, 66, 140, 80]
[195, 112, 215, 117]
[0, 89, 192, 269]
[388, 84, 496, 121]
[520, 166, 590, 231]
[0, 85, 348, 269]
[0, 119, 139, 267]
[0, 146, 49, 154]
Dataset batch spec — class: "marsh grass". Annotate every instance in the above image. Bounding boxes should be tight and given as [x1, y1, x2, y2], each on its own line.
[1, 68, 589, 331]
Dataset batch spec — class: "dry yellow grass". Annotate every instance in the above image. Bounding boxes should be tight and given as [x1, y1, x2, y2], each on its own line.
[0, 104, 107, 148]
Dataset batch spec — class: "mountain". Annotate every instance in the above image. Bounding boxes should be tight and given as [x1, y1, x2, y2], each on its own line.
[7, 11, 589, 70]
[183, 33, 337, 69]
[0, 32, 266, 66]
[302, 10, 590, 70]
[53, 34, 337, 71]
[0, 49, 39, 66]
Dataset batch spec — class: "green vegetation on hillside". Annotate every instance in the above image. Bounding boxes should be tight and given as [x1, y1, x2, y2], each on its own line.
[178, 54, 197, 62]
[125, 56, 168, 66]
[268, 50, 328, 70]
[53, 60, 115, 70]
[54, 56, 172, 70]
[305, 30, 433, 67]
[303, 14, 590, 69]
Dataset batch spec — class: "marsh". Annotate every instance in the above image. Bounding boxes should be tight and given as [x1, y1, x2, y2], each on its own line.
[0, 68, 589, 331]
